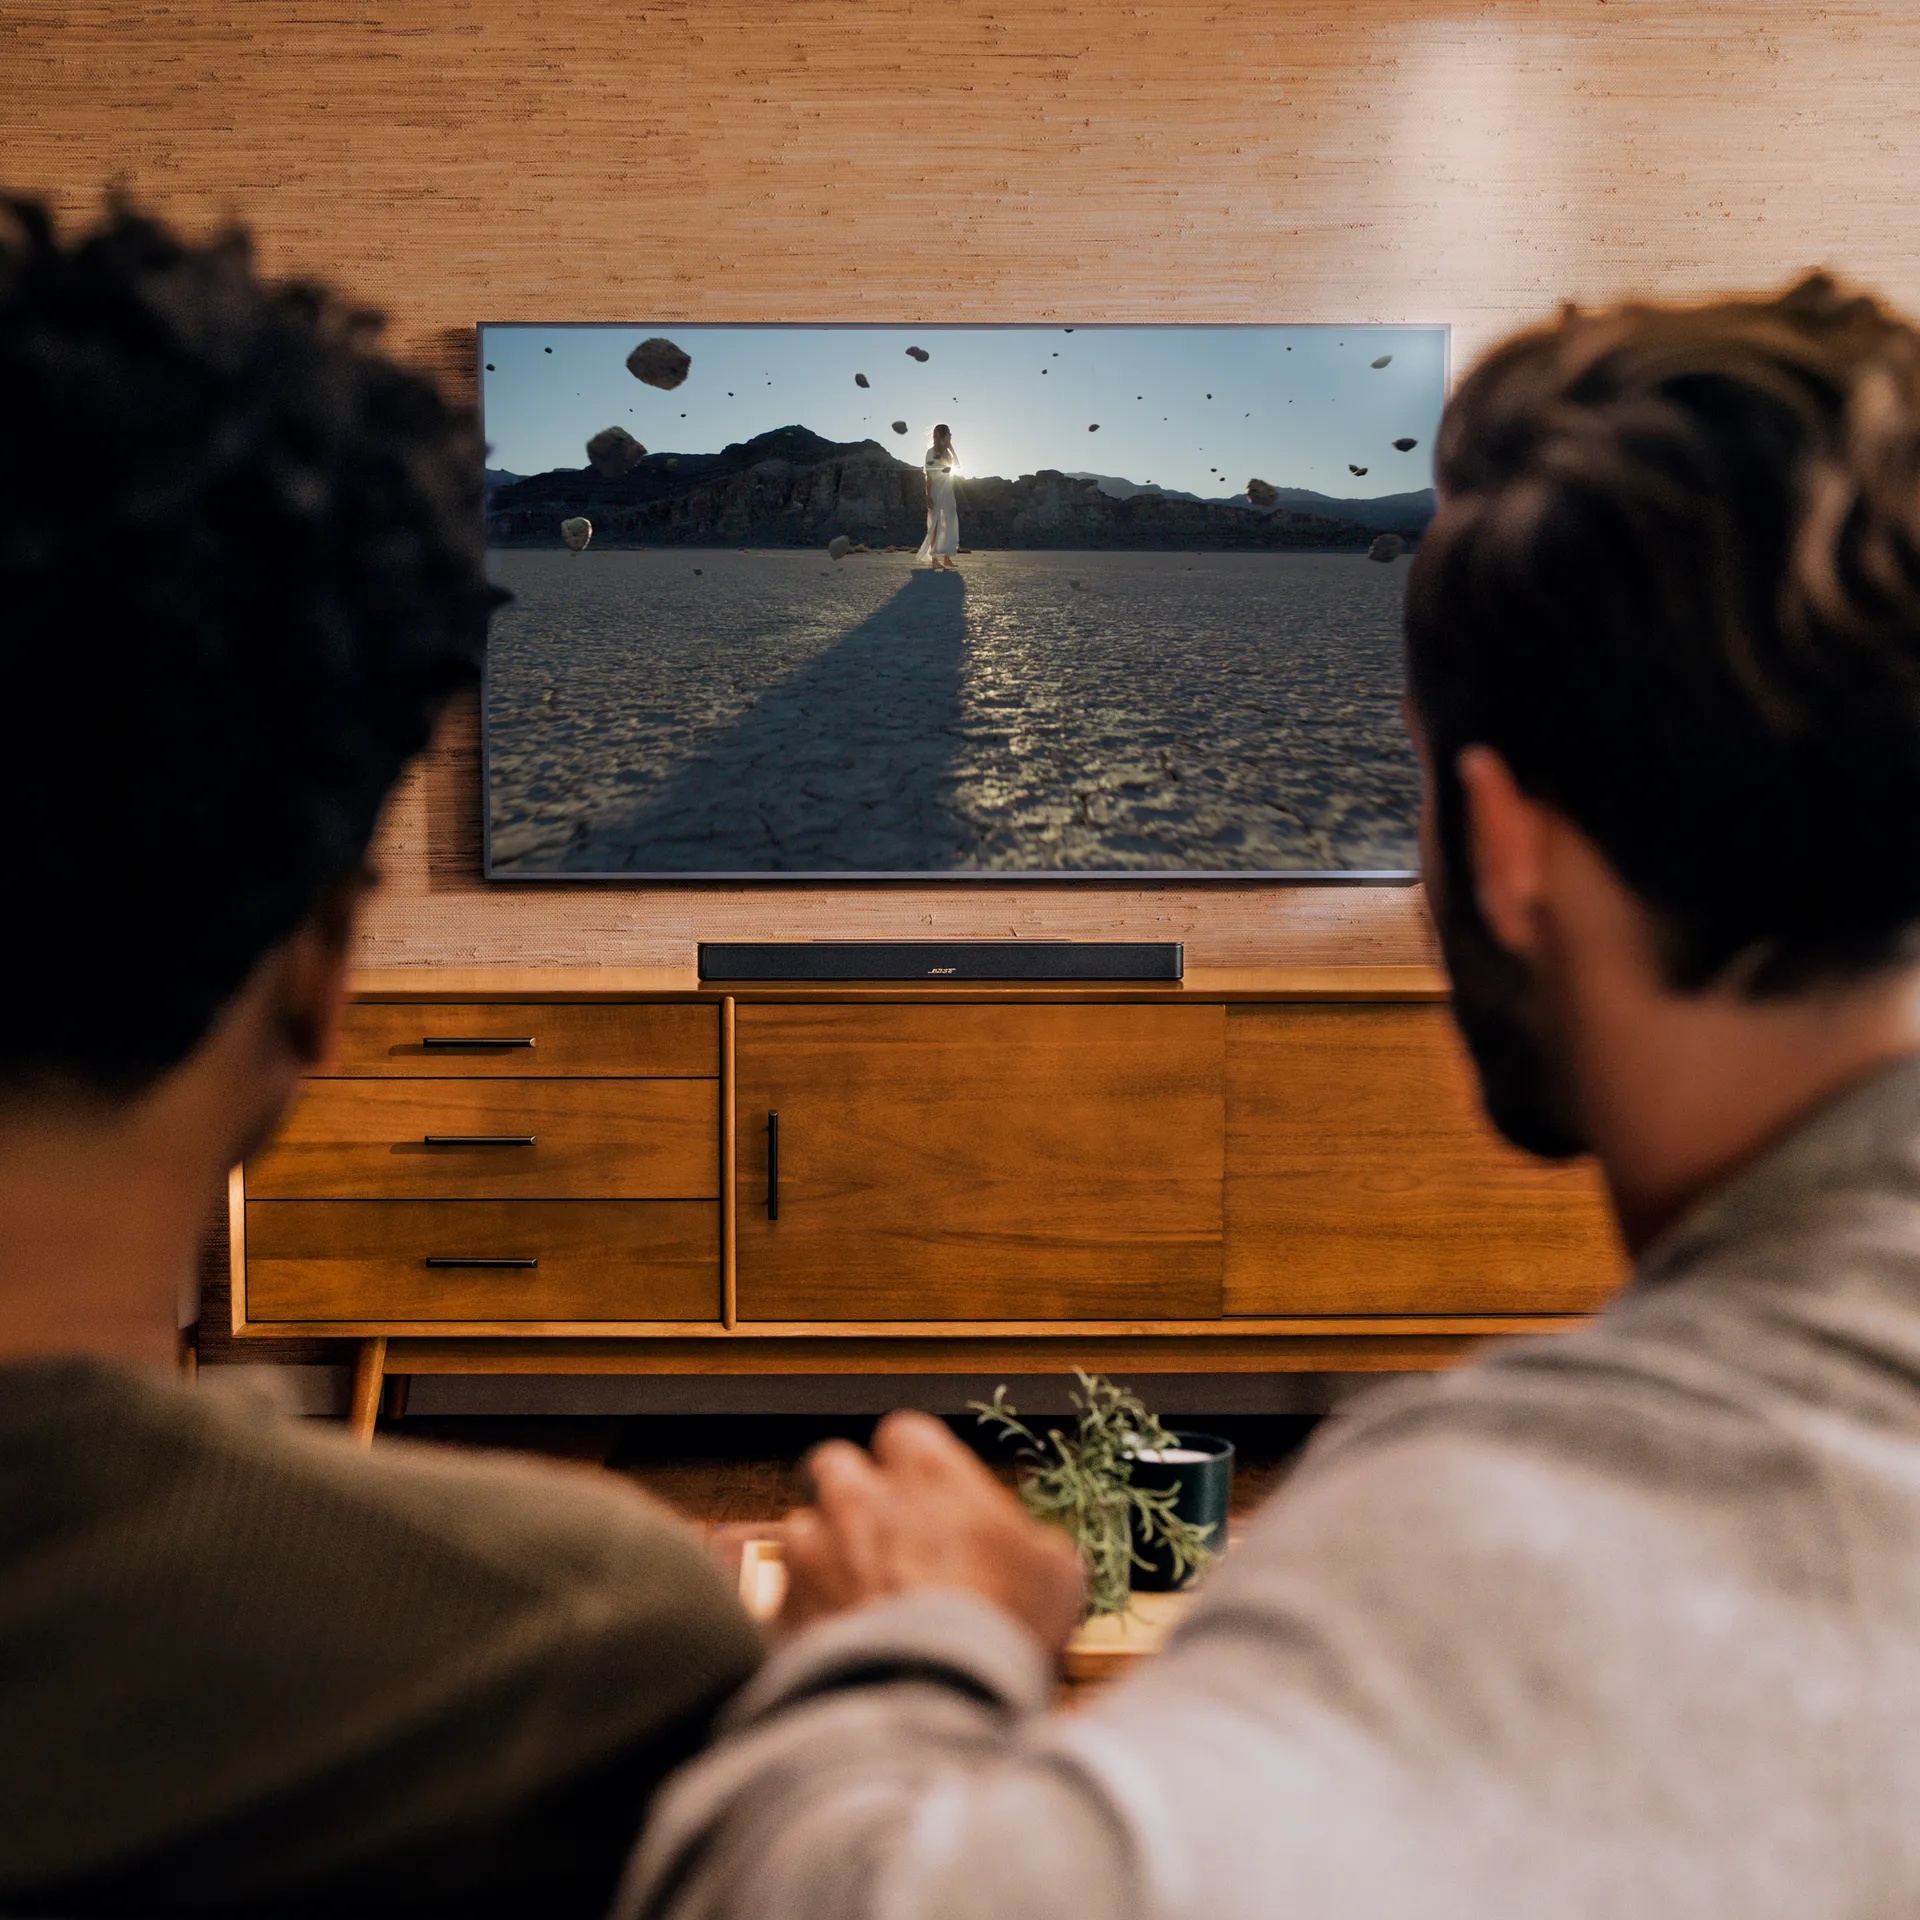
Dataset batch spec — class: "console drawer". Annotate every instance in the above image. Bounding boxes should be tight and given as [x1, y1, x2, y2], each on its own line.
[323, 1002, 718, 1078]
[244, 1200, 720, 1322]
[247, 1079, 720, 1199]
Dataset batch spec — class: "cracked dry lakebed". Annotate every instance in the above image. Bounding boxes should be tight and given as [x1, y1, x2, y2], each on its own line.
[484, 548, 1418, 874]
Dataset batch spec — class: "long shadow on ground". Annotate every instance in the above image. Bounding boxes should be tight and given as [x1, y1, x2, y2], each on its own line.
[579, 568, 972, 870]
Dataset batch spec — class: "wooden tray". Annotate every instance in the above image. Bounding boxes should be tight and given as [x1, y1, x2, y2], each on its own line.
[730, 1535, 1193, 1682]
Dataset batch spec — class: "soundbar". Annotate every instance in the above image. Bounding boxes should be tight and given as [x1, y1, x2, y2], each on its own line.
[698, 941, 1184, 982]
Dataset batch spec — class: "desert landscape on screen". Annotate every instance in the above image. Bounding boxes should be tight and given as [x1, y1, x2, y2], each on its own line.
[480, 324, 1446, 877]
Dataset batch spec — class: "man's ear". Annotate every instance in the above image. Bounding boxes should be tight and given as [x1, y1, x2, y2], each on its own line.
[272, 872, 373, 1070]
[1455, 746, 1552, 961]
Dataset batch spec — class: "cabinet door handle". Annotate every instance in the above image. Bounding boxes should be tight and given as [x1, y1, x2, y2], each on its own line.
[767, 1109, 780, 1220]
[424, 1256, 539, 1269]
[421, 1036, 536, 1050]
[422, 1133, 536, 1147]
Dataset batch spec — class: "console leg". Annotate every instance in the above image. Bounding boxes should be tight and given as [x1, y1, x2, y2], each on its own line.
[349, 1337, 388, 1446]
[385, 1373, 411, 1424]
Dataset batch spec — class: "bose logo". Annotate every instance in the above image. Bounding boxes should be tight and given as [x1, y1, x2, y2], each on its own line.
[927, 966, 957, 975]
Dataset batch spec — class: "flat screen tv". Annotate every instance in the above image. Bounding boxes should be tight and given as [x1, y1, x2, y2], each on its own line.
[479, 323, 1446, 880]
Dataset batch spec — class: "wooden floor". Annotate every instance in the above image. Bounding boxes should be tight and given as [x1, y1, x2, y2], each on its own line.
[393, 1412, 1322, 1524]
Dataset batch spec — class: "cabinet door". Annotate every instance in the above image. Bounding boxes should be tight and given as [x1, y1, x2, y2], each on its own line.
[735, 1004, 1225, 1321]
[1226, 1005, 1622, 1315]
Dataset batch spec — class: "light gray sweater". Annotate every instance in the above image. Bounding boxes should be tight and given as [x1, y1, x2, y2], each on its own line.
[618, 1056, 1920, 1920]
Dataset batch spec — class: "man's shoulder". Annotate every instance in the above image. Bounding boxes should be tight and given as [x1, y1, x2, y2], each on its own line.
[0, 1353, 757, 1675]
[1203, 1297, 1861, 1653]
[0, 1354, 711, 1590]
[0, 1356, 762, 1890]
[1290, 1298, 1825, 1528]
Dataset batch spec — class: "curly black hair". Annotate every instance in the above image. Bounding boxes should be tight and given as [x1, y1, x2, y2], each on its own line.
[0, 199, 496, 1092]
[1408, 273, 1920, 997]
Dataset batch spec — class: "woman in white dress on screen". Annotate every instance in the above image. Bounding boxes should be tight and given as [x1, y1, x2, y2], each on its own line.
[918, 423, 959, 570]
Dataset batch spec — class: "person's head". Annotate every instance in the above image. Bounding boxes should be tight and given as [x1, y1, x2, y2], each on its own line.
[0, 199, 494, 1156]
[1407, 275, 1920, 1162]
[932, 422, 953, 456]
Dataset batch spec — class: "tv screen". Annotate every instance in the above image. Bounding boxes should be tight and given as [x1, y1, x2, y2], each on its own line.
[479, 323, 1445, 879]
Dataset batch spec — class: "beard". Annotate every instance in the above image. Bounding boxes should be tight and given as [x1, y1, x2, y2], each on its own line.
[1427, 831, 1591, 1162]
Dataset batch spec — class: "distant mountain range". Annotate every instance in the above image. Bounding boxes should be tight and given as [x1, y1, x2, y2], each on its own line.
[1064, 471, 1434, 534]
[1063, 472, 1208, 504]
[1238, 484, 1434, 535]
[485, 427, 1433, 551]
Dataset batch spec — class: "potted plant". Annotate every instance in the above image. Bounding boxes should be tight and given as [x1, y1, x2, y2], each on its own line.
[972, 1370, 1229, 1617]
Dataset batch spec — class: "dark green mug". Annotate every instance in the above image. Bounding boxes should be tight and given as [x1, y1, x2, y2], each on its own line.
[1126, 1430, 1234, 1592]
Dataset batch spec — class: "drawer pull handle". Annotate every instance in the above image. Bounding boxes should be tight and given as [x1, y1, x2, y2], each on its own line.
[422, 1133, 536, 1147]
[425, 1256, 539, 1270]
[767, 1109, 780, 1220]
[421, 1036, 536, 1049]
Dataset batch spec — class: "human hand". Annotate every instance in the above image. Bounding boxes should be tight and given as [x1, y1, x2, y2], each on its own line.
[780, 1410, 1086, 1657]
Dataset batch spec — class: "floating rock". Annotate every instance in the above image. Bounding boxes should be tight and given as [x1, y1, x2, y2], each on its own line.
[1368, 533, 1406, 563]
[1392, 436, 1419, 452]
[585, 425, 646, 476]
[827, 534, 853, 559]
[559, 516, 592, 553]
[905, 345, 930, 362]
[854, 372, 870, 388]
[1088, 423, 1100, 432]
[1349, 464, 1369, 476]
[891, 419, 909, 435]
[1371, 354, 1393, 369]
[625, 336, 691, 390]
[1246, 477, 1279, 508]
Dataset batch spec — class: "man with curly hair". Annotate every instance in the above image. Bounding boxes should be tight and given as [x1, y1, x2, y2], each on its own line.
[0, 201, 759, 1916]
[614, 276, 1920, 1919]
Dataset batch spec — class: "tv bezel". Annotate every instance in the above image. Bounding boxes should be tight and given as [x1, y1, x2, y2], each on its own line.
[476, 320, 1447, 887]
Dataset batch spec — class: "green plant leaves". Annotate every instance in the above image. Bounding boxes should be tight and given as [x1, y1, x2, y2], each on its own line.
[971, 1370, 1217, 1618]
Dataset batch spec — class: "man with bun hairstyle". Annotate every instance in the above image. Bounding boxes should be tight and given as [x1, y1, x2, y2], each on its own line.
[617, 274, 1920, 1918]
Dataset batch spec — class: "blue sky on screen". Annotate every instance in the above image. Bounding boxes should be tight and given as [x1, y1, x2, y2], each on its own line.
[479, 324, 1447, 502]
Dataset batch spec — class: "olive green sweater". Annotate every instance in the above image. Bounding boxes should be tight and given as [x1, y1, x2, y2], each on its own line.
[0, 1360, 761, 1915]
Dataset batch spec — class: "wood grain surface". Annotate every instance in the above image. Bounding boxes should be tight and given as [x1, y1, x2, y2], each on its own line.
[321, 1000, 720, 1077]
[247, 1077, 721, 1199]
[1225, 1005, 1622, 1314]
[734, 1002, 1226, 1319]
[16, 2, 1912, 976]
[30, 4, 1896, 1369]
[245, 1199, 721, 1323]
[345, 964, 1451, 1003]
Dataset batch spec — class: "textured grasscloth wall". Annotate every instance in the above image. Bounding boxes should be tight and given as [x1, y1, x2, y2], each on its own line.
[8, 1, 1920, 970]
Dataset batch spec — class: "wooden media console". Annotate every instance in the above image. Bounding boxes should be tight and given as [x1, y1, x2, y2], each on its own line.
[227, 966, 1624, 1440]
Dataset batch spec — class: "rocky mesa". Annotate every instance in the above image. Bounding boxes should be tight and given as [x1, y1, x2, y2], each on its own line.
[486, 426, 1423, 551]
